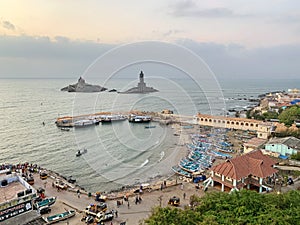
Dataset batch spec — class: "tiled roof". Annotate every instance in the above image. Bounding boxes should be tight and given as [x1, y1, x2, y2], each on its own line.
[212, 150, 278, 180]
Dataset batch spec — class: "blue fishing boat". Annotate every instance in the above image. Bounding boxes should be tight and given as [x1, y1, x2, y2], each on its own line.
[43, 210, 76, 224]
[35, 197, 56, 209]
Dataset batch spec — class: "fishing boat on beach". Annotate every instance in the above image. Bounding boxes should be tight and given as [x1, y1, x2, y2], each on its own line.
[43, 210, 76, 224]
[35, 197, 56, 209]
[172, 165, 192, 178]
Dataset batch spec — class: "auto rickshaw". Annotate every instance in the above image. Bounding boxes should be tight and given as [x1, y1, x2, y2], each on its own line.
[40, 171, 48, 180]
[168, 196, 180, 206]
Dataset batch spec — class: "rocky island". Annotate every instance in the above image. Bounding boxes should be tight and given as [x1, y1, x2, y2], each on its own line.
[61, 77, 107, 92]
[121, 71, 158, 94]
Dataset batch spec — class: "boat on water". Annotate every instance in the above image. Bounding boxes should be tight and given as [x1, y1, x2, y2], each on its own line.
[128, 115, 151, 123]
[76, 148, 87, 157]
[35, 196, 56, 209]
[43, 210, 76, 224]
[100, 115, 127, 123]
[60, 127, 70, 131]
[73, 119, 99, 127]
[145, 125, 156, 129]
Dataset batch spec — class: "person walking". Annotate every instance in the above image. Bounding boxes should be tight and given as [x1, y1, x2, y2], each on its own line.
[127, 200, 130, 209]
[183, 192, 186, 200]
[77, 189, 81, 198]
[115, 210, 118, 218]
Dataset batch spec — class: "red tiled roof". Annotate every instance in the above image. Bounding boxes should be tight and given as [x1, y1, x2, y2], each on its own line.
[211, 150, 278, 180]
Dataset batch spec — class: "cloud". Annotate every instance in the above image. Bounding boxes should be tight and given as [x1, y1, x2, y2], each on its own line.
[163, 29, 183, 37]
[169, 0, 246, 18]
[2, 20, 15, 30]
[177, 39, 300, 79]
[0, 34, 299, 79]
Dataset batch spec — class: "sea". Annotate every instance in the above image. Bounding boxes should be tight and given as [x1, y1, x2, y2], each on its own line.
[0, 77, 299, 192]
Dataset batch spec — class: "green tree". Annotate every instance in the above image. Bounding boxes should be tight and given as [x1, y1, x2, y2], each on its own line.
[143, 190, 300, 225]
[278, 105, 300, 126]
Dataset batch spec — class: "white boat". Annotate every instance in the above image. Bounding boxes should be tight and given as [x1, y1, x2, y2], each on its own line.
[73, 119, 98, 127]
[100, 115, 127, 123]
[129, 115, 151, 123]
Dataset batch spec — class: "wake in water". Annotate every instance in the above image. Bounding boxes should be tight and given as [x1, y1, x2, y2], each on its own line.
[158, 151, 165, 162]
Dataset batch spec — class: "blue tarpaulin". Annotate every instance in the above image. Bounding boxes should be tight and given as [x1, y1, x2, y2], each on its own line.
[278, 154, 288, 159]
[290, 99, 300, 105]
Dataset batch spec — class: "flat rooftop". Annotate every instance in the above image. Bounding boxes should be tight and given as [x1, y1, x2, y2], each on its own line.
[0, 181, 27, 203]
[0, 173, 28, 203]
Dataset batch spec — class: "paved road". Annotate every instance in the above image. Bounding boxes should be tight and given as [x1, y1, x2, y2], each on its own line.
[32, 174, 205, 225]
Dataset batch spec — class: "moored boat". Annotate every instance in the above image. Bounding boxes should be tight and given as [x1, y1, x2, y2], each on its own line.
[145, 125, 156, 129]
[100, 115, 127, 123]
[74, 119, 98, 127]
[128, 115, 151, 123]
[172, 165, 192, 178]
[43, 210, 76, 224]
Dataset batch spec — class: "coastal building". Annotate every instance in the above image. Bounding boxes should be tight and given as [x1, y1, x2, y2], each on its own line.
[206, 150, 277, 193]
[243, 138, 267, 154]
[196, 113, 273, 139]
[121, 71, 158, 94]
[265, 137, 300, 156]
[0, 169, 38, 224]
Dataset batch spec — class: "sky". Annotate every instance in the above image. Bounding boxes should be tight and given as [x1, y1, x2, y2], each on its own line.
[0, 0, 300, 79]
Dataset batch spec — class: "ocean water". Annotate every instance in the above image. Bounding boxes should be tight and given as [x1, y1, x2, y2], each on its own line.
[0, 77, 299, 192]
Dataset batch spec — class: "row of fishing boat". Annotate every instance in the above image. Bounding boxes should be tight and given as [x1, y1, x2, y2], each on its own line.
[56, 114, 152, 128]
[172, 129, 234, 178]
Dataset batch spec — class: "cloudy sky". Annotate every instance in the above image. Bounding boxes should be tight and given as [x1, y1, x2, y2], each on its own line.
[0, 0, 300, 78]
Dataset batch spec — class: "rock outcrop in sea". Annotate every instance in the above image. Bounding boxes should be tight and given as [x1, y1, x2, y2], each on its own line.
[121, 71, 158, 94]
[61, 77, 107, 92]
